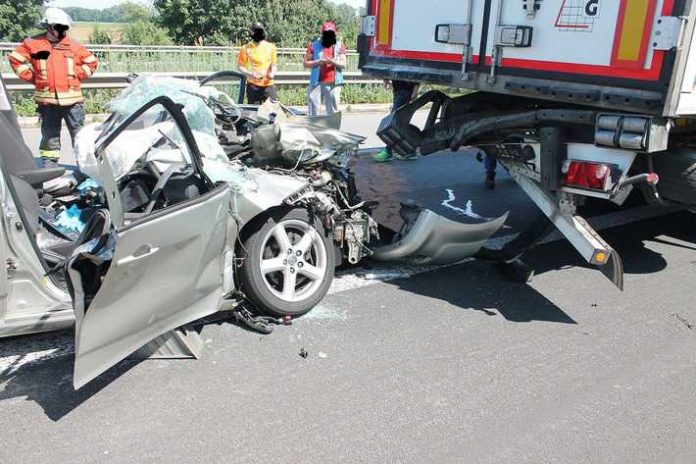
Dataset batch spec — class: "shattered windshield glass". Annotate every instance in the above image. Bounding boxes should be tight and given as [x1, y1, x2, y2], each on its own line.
[104, 75, 217, 135]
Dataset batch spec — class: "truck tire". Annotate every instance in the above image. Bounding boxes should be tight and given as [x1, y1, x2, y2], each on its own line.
[239, 208, 335, 317]
[653, 150, 696, 207]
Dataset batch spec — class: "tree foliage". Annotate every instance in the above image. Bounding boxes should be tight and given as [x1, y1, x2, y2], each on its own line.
[0, 0, 362, 47]
[154, 0, 361, 47]
[154, 0, 238, 46]
[123, 20, 173, 45]
[0, 0, 44, 42]
[64, 5, 130, 23]
[120, 2, 152, 23]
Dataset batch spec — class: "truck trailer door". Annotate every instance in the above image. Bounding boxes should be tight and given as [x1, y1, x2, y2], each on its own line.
[369, 0, 486, 72]
[484, 0, 674, 86]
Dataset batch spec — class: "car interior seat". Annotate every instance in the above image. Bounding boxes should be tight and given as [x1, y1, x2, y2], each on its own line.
[0, 104, 80, 266]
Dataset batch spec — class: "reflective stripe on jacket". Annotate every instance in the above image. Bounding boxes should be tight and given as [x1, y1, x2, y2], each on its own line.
[309, 39, 344, 88]
[8, 34, 99, 106]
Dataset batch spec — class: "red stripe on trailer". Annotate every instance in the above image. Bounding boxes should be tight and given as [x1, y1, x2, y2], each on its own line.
[483, 55, 665, 81]
[374, 49, 470, 62]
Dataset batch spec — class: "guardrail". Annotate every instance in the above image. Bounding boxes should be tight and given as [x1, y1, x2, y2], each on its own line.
[1, 71, 381, 91]
[0, 43, 362, 75]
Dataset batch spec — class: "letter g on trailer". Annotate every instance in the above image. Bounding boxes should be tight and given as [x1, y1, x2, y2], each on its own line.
[358, 0, 696, 289]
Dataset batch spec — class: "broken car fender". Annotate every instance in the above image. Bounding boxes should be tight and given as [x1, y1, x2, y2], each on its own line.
[231, 168, 309, 223]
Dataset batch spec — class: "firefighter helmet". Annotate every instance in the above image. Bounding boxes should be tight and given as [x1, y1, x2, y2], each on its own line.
[40, 8, 73, 28]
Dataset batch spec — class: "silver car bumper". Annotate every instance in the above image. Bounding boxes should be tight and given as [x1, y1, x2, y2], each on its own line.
[372, 202, 508, 265]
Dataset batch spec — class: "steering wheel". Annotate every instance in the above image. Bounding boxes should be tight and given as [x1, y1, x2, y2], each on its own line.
[143, 162, 187, 214]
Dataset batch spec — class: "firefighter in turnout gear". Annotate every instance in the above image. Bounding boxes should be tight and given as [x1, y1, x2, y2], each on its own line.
[8, 8, 99, 167]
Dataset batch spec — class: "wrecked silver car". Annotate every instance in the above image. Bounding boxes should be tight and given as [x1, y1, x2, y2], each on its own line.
[0, 73, 506, 388]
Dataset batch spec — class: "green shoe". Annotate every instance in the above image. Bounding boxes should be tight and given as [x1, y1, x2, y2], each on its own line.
[373, 149, 393, 162]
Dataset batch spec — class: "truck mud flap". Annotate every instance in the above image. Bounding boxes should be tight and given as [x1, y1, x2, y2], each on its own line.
[371, 202, 508, 265]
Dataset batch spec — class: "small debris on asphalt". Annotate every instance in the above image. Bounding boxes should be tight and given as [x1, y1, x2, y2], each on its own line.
[318, 352, 328, 359]
[299, 348, 308, 358]
[671, 313, 694, 330]
[591, 303, 598, 308]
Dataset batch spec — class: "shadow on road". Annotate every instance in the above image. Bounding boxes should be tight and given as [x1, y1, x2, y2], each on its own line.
[386, 259, 577, 324]
[0, 331, 143, 422]
[0, 355, 142, 422]
[525, 212, 695, 279]
[374, 214, 695, 324]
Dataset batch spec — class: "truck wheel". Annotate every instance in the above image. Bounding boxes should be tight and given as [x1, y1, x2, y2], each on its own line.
[239, 208, 335, 317]
[654, 150, 696, 207]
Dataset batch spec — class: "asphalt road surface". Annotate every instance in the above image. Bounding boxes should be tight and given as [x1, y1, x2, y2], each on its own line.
[3, 113, 696, 464]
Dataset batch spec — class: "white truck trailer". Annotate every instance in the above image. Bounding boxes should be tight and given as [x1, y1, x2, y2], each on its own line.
[358, 0, 696, 288]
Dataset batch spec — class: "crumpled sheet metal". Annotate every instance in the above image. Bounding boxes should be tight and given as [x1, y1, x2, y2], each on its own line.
[372, 204, 509, 265]
[252, 121, 365, 166]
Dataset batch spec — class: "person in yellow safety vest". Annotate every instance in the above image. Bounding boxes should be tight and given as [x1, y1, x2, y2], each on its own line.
[237, 22, 278, 105]
[8, 8, 99, 168]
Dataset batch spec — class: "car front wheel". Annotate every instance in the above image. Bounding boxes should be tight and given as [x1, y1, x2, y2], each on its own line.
[239, 208, 335, 316]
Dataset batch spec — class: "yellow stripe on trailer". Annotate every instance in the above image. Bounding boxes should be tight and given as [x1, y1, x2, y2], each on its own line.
[611, 0, 657, 68]
[377, 0, 392, 45]
[617, 0, 650, 61]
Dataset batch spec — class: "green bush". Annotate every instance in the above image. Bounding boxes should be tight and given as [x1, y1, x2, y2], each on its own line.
[122, 20, 172, 46]
[10, 89, 121, 117]
[9, 83, 465, 118]
[89, 25, 114, 45]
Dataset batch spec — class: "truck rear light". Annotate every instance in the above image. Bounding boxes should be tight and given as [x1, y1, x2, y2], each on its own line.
[562, 160, 618, 191]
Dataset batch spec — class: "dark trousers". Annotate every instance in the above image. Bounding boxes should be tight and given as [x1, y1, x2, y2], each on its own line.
[392, 83, 416, 112]
[386, 81, 418, 155]
[483, 153, 497, 180]
[246, 83, 278, 105]
[38, 102, 85, 167]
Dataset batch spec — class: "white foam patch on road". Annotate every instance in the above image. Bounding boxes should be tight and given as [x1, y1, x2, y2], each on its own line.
[442, 189, 487, 220]
[302, 304, 348, 321]
[328, 263, 442, 295]
[0, 346, 73, 377]
[441, 189, 511, 228]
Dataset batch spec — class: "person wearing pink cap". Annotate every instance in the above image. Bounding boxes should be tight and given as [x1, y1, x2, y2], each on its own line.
[303, 21, 346, 116]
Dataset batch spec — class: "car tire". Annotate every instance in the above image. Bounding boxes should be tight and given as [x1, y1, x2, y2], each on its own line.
[239, 208, 335, 316]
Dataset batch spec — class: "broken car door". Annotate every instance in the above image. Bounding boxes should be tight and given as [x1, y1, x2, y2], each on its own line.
[66, 97, 232, 389]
